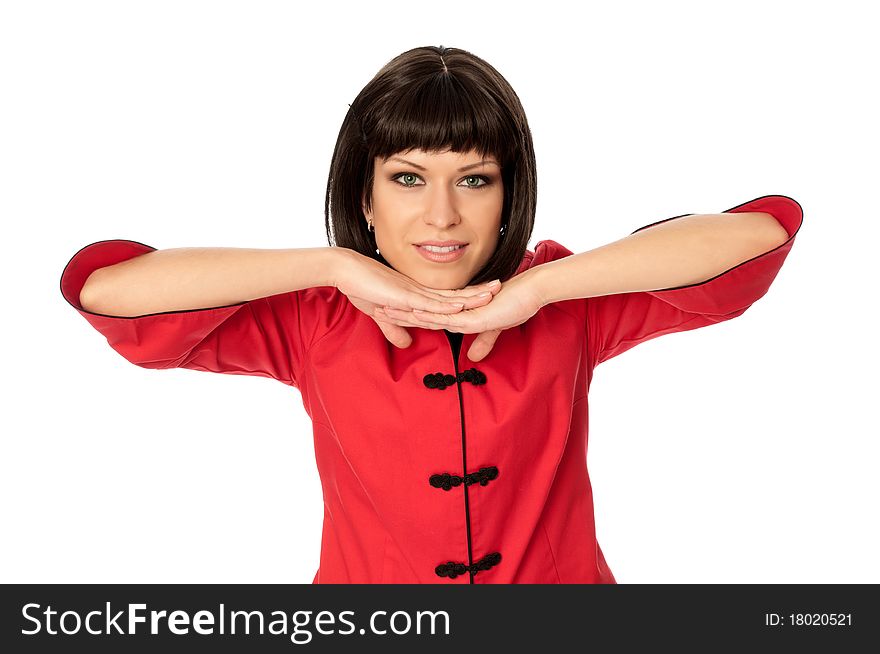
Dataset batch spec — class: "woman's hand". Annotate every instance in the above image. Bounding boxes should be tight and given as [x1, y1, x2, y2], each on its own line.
[373, 269, 545, 362]
[334, 249, 503, 350]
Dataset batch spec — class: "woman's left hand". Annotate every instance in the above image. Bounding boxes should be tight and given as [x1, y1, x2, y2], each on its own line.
[373, 270, 545, 362]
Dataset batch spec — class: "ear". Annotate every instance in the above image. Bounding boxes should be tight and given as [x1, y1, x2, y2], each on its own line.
[362, 193, 372, 220]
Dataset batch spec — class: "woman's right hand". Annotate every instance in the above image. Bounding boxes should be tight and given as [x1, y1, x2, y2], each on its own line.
[333, 249, 502, 349]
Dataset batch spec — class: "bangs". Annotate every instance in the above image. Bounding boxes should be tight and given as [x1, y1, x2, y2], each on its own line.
[366, 74, 518, 167]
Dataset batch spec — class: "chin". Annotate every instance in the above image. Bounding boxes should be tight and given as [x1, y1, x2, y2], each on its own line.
[414, 271, 468, 291]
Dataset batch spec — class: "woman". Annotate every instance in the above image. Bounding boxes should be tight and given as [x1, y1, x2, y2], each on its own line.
[60, 45, 803, 583]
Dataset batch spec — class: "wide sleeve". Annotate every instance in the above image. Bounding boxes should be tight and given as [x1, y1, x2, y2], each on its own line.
[586, 194, 803, 367]
[60, 239, 345, 388]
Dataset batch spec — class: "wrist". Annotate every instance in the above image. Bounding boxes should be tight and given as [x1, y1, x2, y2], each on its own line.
[326, 246, 357, 289]
[529, 263, 558, 308]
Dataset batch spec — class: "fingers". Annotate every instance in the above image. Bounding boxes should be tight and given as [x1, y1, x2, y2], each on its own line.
[450, 278, 502, 294]
[420, 279, 502, 303]
[450, 279, 502, 297]
[377, 319, 413, 348]
[466, 329, 502, 362]
[376, 306, 446, 329]
[413, 280, 502, 313]
[399, 293, 475, 315]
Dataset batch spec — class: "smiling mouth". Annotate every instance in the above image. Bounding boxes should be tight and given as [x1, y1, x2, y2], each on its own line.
[417, 244, 467, 253]
[413, 243, 469, 262]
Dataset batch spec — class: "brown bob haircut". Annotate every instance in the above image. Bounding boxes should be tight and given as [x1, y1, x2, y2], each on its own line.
[324, 45, 538, 286]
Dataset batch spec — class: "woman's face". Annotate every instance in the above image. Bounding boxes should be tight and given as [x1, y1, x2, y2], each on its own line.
[363, 147, 504, 290]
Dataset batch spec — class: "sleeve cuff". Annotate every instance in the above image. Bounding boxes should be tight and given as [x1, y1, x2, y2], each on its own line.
[61, 239, 156, 314]
[631, 194, 803, 316]
[59, 239, 254, 370]
[59, 239, 247, 317]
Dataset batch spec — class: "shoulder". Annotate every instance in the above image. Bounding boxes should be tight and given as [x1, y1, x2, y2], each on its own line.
[516, 239, 583, 322]
[516, 239, 576, 274]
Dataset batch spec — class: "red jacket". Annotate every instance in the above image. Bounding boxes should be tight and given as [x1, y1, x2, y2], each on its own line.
[60, 194, 803, 583]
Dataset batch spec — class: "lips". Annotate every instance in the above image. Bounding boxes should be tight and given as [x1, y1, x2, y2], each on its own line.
[414, 243, 469, 263]
[418, 244, 466, 252]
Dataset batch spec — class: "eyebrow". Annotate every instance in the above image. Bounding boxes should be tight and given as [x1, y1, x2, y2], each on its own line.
[387, 157, 499, 172]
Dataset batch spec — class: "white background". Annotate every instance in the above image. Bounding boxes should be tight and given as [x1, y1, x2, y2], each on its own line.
[1, 0, 876, 584]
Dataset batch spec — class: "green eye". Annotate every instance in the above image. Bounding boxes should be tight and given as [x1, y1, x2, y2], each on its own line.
[390, 173, 422, 187]
[464, 176, 487, 188]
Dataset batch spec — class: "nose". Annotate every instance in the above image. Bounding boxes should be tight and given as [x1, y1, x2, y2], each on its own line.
[423, 183, 461, 228]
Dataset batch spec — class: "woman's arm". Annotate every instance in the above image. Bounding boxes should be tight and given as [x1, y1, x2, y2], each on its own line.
[531, 212, 790, 306]
[80, 246, 344, 317]
[62, 240, 353, 383]
[386, 196, 802, 363]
